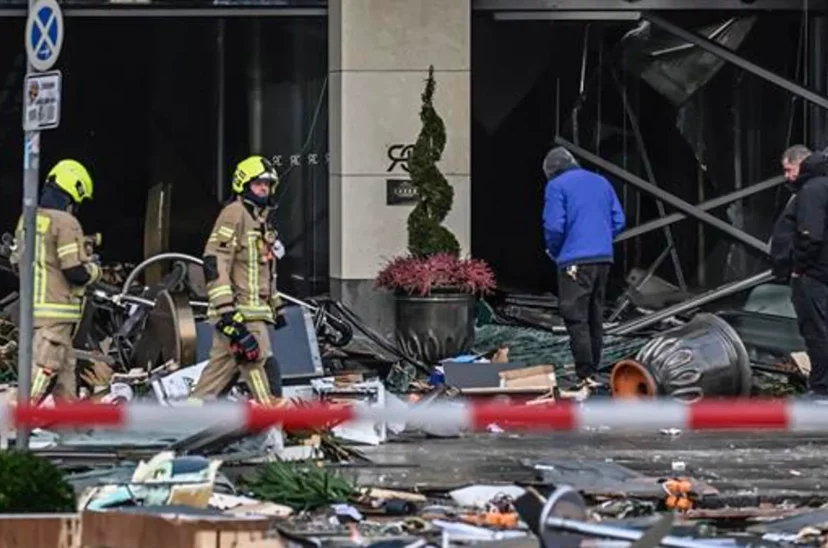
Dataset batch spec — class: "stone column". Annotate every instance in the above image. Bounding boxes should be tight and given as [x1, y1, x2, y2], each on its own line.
[328, 0, 472, 335]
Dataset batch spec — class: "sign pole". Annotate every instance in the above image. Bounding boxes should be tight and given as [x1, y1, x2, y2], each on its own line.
[19, 0, 63, 449]
[17, 0, 39, 450]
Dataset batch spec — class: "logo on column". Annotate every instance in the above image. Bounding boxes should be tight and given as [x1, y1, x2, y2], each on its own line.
[386, 144, 417, 205]
[387, 144, 414, 173]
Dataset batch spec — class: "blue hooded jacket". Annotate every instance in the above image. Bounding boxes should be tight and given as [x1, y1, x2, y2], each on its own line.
[541, 148, 626, 269]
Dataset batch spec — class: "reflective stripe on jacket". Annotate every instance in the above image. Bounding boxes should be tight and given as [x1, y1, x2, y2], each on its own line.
[203, 198, 274, 323]
[14, 209, 100, 327]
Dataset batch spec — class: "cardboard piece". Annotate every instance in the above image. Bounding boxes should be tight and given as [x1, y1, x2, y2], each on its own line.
[499, 365, 557, 389]
[792, 351, 811, 376]
[0, 514, 80, 548]
[443, 361, 527, 389]
[80, 452, 222, 512]
[81, 510, 278, 548]
[491, 347, 509, 363]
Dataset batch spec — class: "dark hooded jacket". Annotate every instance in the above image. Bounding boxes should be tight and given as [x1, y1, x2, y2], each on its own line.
[770, 193, 797, 281]
[774, 152, 828, 283]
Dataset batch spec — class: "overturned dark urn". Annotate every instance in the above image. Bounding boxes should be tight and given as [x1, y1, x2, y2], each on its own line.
[611, 313, 752, 402]
[395, 290, 476, 366]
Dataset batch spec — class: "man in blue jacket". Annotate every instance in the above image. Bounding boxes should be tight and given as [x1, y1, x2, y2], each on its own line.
[542, 147, 626, 390]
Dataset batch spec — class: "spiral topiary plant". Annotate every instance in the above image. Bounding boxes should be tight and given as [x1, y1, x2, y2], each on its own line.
[407, 66, 460, 258]
[0, 451, 76, 513]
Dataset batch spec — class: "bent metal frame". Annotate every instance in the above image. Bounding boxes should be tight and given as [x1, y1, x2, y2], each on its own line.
[480, 3, 825, 334]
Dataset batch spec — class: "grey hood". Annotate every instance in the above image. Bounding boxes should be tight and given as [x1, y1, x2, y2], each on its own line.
[543, 147, 580, 180]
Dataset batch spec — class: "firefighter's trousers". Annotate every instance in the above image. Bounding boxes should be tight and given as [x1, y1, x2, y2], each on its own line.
[31, 323, 76, 403]
[190, 320, 273, 405]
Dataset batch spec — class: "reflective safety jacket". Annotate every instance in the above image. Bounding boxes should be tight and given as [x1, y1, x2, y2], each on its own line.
[14, 209, 101, 328]
[203, 198, 275, 323]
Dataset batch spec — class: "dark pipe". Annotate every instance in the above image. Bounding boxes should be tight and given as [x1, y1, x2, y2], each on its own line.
[607, 270, 774, 335]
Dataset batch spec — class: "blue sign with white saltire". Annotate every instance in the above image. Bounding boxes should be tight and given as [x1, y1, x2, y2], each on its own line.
[25, 0, 64, 72]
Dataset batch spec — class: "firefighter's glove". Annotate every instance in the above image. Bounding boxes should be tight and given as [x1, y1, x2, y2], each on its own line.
[217, 311, 260, 362]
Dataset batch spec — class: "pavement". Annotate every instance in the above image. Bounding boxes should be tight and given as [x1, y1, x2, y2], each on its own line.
[352, 431, 828, 503]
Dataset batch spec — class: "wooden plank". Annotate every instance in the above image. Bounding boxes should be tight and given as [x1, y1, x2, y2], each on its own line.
[81, 511, 281, 548]
[0, 513, 80, 548]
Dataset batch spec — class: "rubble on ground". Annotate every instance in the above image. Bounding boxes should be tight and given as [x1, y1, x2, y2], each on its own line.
[0, 249, 821, 546]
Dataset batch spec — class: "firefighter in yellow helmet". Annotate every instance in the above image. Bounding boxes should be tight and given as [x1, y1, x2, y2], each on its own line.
[12, 159, 101, 404]
[190, 155, 282, 405]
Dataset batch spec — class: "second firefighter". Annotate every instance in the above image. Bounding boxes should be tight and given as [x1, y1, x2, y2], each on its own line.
[190, 155, 283, 405]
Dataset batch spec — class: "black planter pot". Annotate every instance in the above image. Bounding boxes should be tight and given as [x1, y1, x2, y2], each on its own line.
[395, 291, 476, 366]
[611, 313, 752, 402]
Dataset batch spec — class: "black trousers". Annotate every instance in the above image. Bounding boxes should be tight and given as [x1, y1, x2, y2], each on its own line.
[791, 275, 828, 393]
[558, 263, 611, 380]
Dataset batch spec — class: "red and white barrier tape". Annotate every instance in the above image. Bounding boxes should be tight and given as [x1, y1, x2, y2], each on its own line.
[4, 398, 827, 433]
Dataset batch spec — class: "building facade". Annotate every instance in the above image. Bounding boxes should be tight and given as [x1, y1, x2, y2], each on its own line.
[0, 0, 824, 334]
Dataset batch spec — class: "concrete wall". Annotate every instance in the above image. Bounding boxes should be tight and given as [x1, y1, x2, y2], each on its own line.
[328, 0, 472, 335]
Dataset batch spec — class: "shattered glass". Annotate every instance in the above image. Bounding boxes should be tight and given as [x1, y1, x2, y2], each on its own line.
[621, 17, 757, 108]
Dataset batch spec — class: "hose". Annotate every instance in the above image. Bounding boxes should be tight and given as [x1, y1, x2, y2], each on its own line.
[119, 253, 428, 372]
[120, 253, 204, 296]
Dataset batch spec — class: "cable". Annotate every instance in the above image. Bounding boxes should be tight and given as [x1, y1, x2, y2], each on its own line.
[267, 75, 329, 267]
[272, 75, 329, 196]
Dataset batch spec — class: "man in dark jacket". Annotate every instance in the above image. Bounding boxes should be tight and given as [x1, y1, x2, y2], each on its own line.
[772, 145, 828, 396]
[542, 147, 626, 390]
[770, 145, 811, 281]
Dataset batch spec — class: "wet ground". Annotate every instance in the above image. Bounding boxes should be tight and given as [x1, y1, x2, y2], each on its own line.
[351, 431, 828, 502]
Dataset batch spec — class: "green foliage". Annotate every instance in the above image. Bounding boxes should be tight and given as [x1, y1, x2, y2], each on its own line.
[407, 66, 461, 258]
[0, 451, 75, 513]
[244, 460, 356, 511]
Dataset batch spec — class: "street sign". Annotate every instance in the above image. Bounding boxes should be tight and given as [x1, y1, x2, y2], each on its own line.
[25, 0, 64, 72]
[22, 70, 61, 132]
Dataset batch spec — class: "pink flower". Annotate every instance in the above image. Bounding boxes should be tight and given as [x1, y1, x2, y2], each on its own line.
[376, 253, 497, 296]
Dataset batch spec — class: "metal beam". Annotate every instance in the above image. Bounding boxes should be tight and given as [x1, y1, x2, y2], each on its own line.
[475, 0, 826, 10]
[607, 270, 774, 336]
[0, 7, 326, 17]
[615, 175, 786, 242]
[554, 137, 771, 256]
[608, 63, 685, 290]
[492, 11, 641, 20]
[644, 13, 828, 112]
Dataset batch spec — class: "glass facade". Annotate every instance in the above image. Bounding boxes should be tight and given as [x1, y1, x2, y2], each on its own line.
[223, 17, 329, 297]
[0, 1, 326, 7]
[0, 12, 328, 298]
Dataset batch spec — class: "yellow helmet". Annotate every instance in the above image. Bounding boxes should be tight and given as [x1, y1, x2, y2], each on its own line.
[231, 155, 279, 195]
[47, 159, 93, 204]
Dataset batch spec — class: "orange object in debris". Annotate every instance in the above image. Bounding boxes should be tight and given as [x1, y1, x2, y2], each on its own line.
[665, 494, 694, 511]
[610, 359, 658, 398]
[662, 476, 696, 512]
[663, 478, 693, 495]
[461, 512, 519, 529]
[487, 512, 519, 528]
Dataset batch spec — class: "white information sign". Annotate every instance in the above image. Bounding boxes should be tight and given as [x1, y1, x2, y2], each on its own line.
[23, 70, 61, 132]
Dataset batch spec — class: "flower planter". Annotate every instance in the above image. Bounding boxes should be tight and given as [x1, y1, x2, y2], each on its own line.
[395, 290, 476, 366]
[610, 313, 752, 402]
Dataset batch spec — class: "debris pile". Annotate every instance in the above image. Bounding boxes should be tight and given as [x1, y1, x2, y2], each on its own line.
[0, 233, 818, 545]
